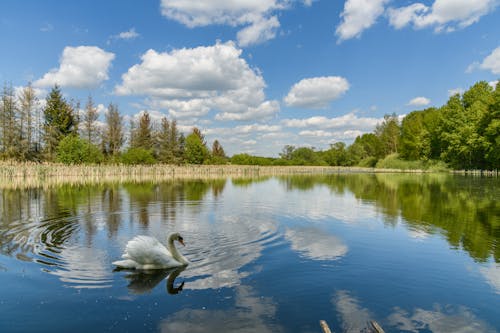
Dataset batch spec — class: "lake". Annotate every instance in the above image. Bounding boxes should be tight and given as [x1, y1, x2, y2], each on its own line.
[0, 173, 499, 332]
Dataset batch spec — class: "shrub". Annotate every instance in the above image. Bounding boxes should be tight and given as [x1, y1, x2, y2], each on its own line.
[121, 148, 156, 165]
[56, 135, 103, 164]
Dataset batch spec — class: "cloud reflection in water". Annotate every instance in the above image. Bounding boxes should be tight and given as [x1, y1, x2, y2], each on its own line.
[160, 285, 281, 333]
[285, 227, 348, 261]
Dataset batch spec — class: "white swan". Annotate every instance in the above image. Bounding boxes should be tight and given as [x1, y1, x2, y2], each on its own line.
[113, 232, 189, 269]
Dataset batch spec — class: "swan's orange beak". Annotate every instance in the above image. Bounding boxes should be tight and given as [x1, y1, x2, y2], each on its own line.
[178, 239, 185, 246]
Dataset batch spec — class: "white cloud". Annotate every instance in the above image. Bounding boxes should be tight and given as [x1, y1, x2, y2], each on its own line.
[335, 0, 389, 42]
[489, 80, 499, 88]
[117, 28, 139, 40]
[387, 3, 429, 29]
[388, 0, 498, 32]
[282, 112, 381, 131]
[159, 0, 287, 46]
[479, 46, 500, 74]
[34, 46, 115, 89]
[108, 28, 140, 44]
[284, 76, 350, 109]
[115, 41, 279, 122]
[407, 96, 431, 106]
[236, 15, 280, 47]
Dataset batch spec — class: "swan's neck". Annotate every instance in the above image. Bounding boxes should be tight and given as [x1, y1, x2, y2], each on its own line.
[167, 235, 189, 265]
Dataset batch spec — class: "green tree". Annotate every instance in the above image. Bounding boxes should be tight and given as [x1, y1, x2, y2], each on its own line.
[375, 113, 400, 156]
[121, 147, 156, 165]
[43, 85, 76, 161]
[484, 83, 500, 168]
[323, 142, 348, 166]
[185, 127, 209, 164]
[439, 82, 493, 169]
[56, 135, 103, 164]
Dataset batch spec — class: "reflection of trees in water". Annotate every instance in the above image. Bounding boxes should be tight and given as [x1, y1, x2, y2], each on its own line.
[281, 174, 500, 262]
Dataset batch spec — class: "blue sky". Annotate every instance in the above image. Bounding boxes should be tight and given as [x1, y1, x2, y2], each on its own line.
[1, 0, 499, 156]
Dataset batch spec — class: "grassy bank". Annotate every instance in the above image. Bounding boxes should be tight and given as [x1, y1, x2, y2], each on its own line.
[0, 162, 435, 189]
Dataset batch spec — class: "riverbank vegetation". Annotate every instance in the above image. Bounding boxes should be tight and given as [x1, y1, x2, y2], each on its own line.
[0, 80, 498, 170]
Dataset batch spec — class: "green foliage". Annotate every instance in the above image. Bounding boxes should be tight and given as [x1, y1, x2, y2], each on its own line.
[121, 148, 156, 165]
[43, 85, 77, 161]
[230, 153, 275, 165]
[56, 135, 103, 164]
[185, 129, 209, 164]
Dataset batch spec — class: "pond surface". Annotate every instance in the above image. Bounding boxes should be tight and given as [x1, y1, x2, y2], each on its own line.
[0, 174, 499, 332]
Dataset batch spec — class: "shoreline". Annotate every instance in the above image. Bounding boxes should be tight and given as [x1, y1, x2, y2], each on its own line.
[0, 163, 437, 189]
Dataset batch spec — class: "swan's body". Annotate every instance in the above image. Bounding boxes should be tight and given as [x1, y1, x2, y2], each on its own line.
[113, 233, 189, 269]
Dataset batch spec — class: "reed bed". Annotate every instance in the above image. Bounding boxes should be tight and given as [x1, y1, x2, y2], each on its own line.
[0, 162, 430, 189]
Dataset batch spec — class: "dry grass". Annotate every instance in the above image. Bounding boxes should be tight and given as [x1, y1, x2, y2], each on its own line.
[0, 162, 429, 189]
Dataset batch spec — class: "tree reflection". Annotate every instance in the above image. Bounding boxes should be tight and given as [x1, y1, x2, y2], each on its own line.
[280, 174, 500, 262]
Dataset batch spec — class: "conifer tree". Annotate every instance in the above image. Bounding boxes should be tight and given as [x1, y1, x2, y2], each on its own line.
[43, 85, 76, 161]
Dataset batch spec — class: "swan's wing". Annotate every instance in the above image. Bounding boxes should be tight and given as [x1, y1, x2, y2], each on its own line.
[123, 236, 178, 267]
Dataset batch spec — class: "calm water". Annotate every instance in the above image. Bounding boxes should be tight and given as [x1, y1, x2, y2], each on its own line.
[0, 174, 499, 333]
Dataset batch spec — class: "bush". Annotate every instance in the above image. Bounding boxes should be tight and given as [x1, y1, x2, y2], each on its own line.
[375, 154, 449, 171]
[357, 156, 378, 168]
[121, 148, 156, 165]
[56, 135, 103, 164]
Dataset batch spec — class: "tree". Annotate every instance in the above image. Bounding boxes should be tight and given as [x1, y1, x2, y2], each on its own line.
[131, 111, 153, 150]
[484, 83, 500, 168]
[0, 83, 18, 159]
[210, 139, 227, 164]
[439, 82, 493, 169]
[102, 103, 124, 158]
[185, 127, 209, 164]
[400, 108, 441, 161]
[43, 85, 76, 161]
[375, 113, 400, 156]
[18, 82, 39, 160]
[82, 95, 99, 145]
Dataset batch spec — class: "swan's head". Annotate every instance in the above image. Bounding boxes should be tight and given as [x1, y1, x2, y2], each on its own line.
[170, 232, 185, 246]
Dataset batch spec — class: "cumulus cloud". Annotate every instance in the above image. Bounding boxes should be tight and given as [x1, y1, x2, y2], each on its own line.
[388, 0, 498, 32]
[479, 46, 500, 74]
[159, 0, 288, 46]
[284, 76, 350, 109]
[282, 112, 381, 132]
[335, 0, 389, 42]
[236, 15, 280, 47]
[407, 96, 431, 106]
[115, 41, 279, 122]
[34, 46, 115, 89]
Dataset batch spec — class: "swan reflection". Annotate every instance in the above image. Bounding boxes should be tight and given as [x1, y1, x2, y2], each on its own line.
[116, 266, 186, 295]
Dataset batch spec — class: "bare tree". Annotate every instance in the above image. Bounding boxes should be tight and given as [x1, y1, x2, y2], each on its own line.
[102, 103, 124, 158]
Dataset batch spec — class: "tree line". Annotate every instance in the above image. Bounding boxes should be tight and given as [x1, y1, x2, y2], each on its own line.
[0, 80, 498, 169]
[0, 84, 226, 165]
[232, 80, 499, 170]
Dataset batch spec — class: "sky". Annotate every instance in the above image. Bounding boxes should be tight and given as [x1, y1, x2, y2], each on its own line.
[1, 0, 499, 157]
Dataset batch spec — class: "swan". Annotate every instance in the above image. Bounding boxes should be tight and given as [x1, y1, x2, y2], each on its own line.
[113, 232, 189, 269]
